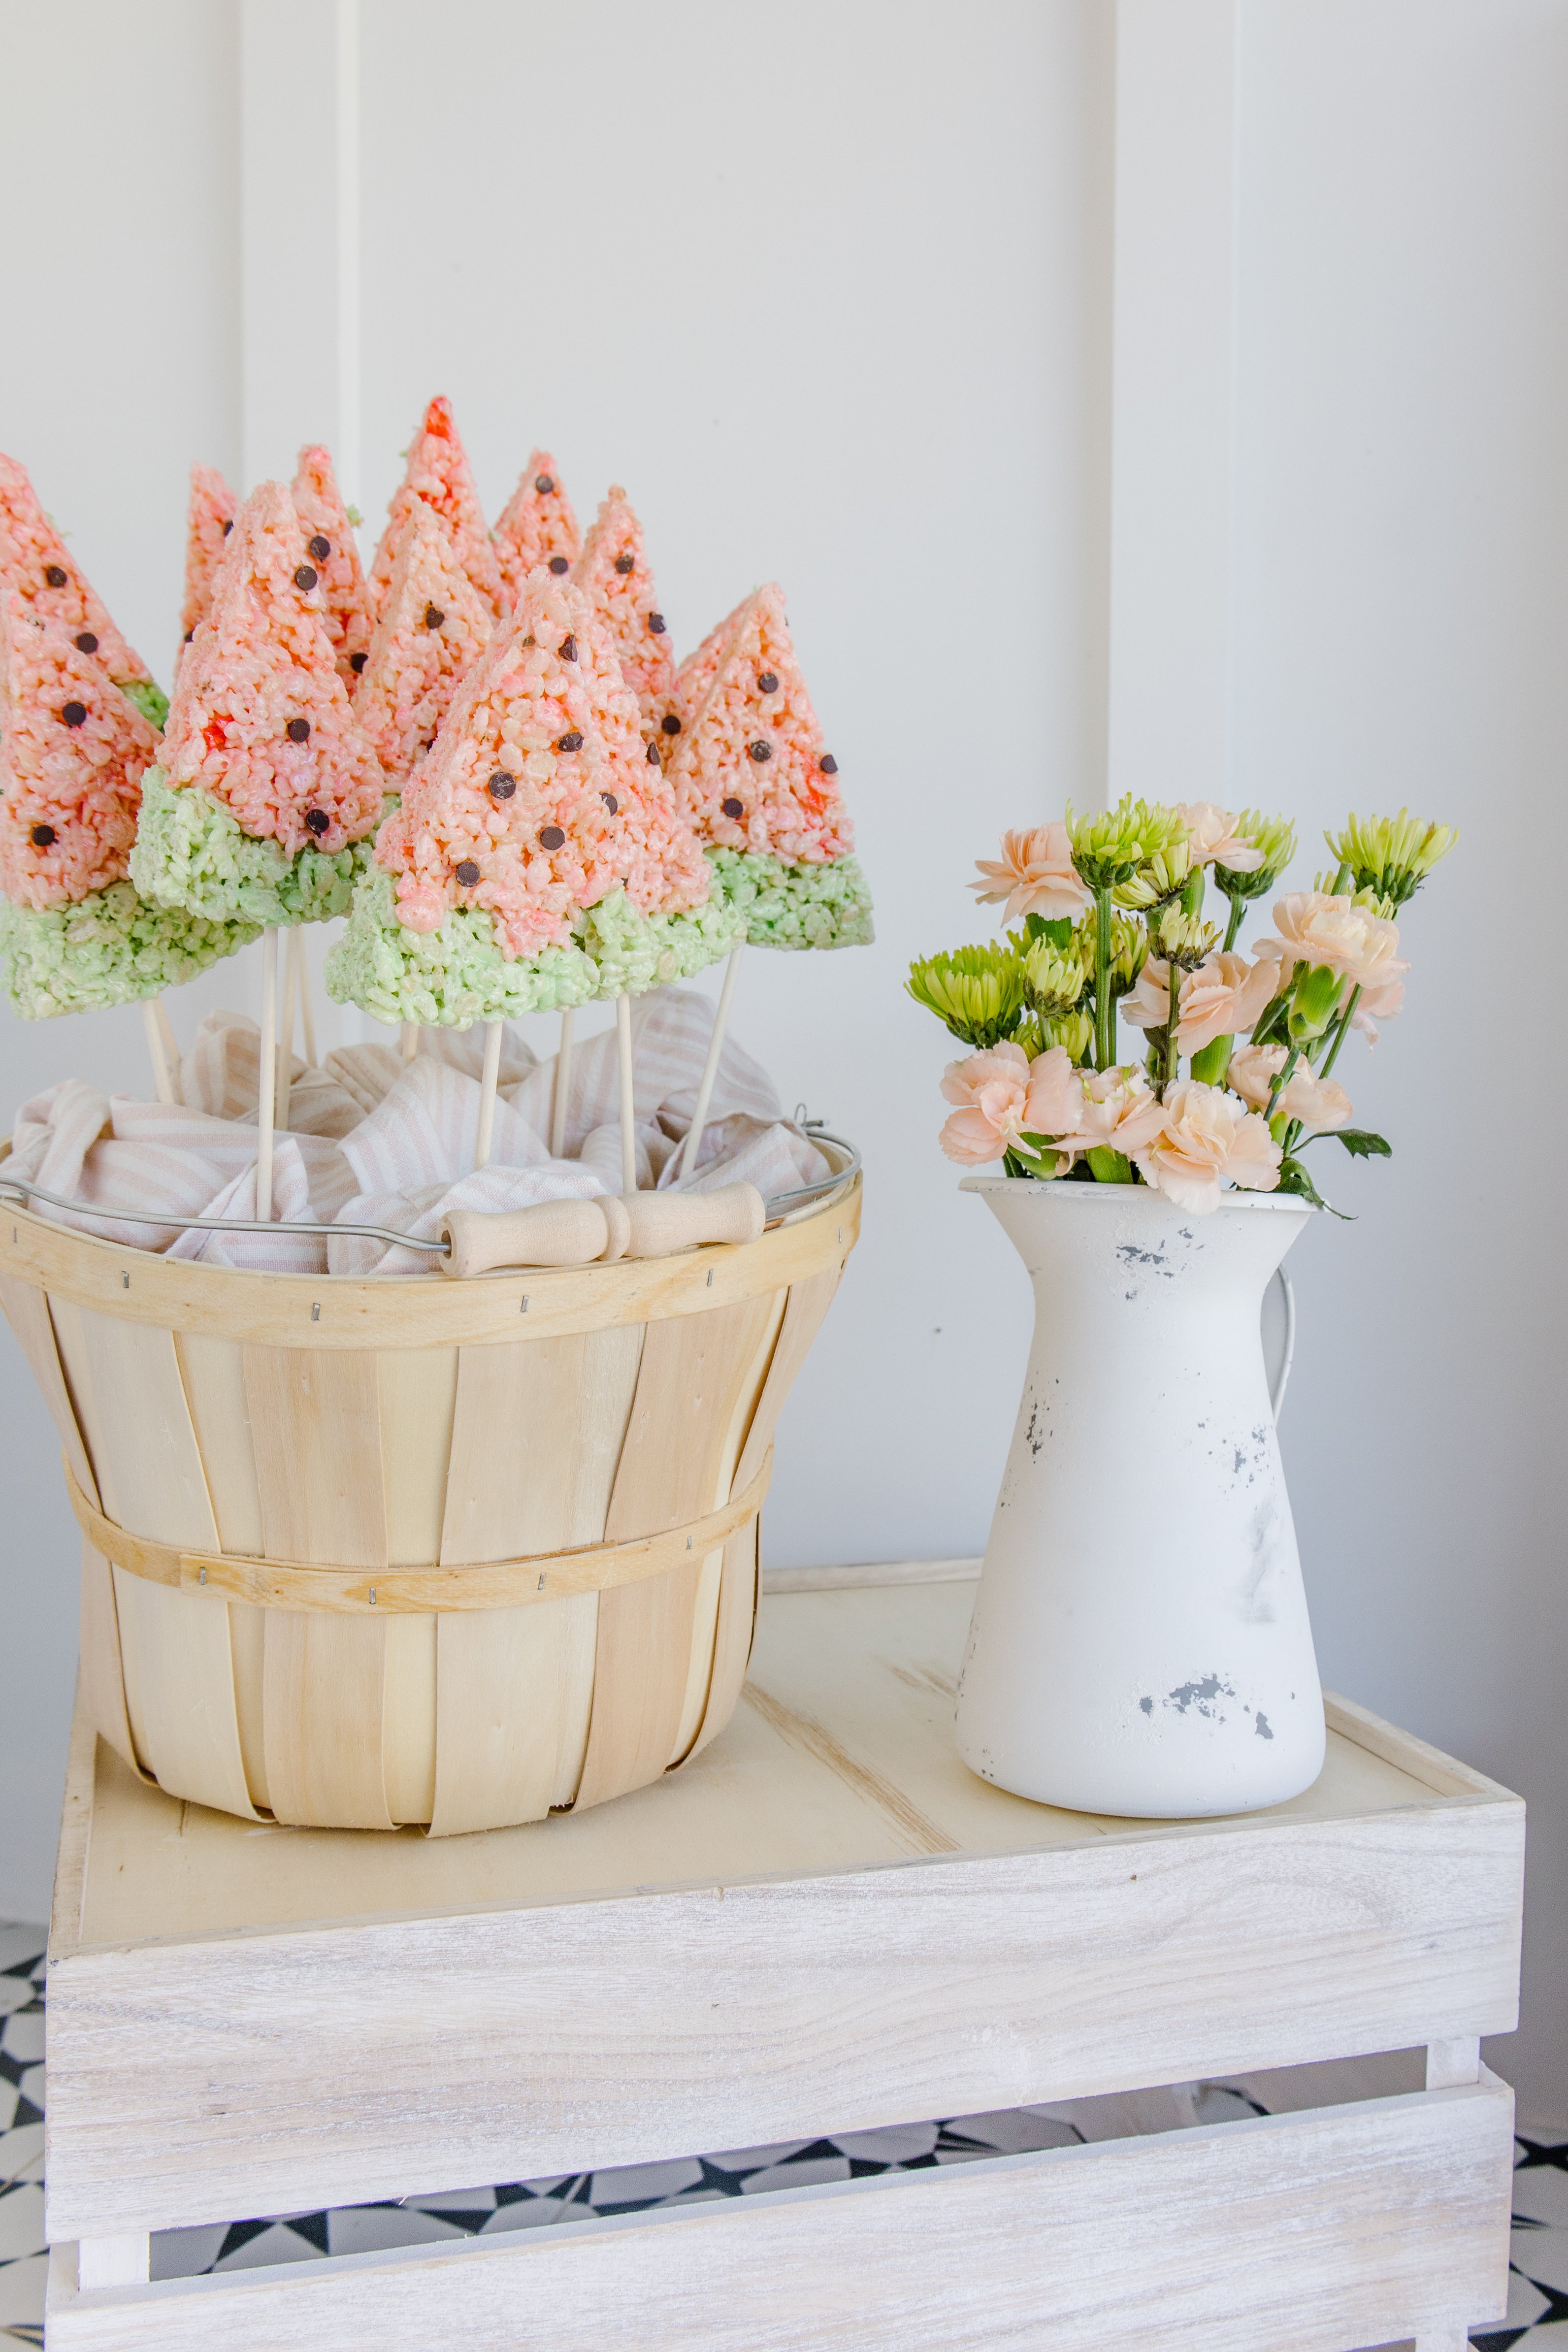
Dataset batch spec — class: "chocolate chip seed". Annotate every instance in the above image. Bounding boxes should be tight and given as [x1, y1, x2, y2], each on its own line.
[539, 826, 566, 850]
[43, 565, 67, 588]
[349, 651, 367, 672]
[820, 753, 839, 774]
[601, 792, 618, 813]
[308, 535, 331, 561]
[456, 860, 481, 885]
[487, 771, 517, 800]
[305, 808, 330, 836]
[30, 824, 56, 847]
[747, 739, 771, 761]
[75, 632, 98, 654]
[221, 519, 233, 536]
[646, 743, 661, 764]
[556, 731, 584, 753]
[294, 565, 318, 591]
[61, 702, 87, 727]
[649, 613, 667, 634]
[286, 717, 311, 743]
[535, 474, 555, 494]
[614, 553, 634, 574]
[721, 798, 744, 819]
[184, 629, 195, 644]
[661, 713, 682, 734]
[548, 555, 569, 574]
[558, 634, 577, 662]
[423, 603, 445, 629]
[757, 671, 779, 693]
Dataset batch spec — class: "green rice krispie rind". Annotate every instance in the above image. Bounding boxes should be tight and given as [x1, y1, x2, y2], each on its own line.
[117, 677, 169, 732]
[705, 847, 874, 950]
[130, 767, 389, 928]
[325, 863, 601, 1027]
[578, 888, 743, 999]
[0, 877, 259, 1017]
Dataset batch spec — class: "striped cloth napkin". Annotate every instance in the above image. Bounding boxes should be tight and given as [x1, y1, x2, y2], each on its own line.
[3, 992, 830, 1275]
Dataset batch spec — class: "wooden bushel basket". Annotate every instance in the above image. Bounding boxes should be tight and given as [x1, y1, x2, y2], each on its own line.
[0, 1159, 859, 1834]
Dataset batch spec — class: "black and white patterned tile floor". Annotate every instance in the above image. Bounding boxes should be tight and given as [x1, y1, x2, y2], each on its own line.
[1, 1916, 1563, 2346]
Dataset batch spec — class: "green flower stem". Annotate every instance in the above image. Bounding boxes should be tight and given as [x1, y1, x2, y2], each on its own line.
[1317, 983, 1362, 1082]
[1221, 893, 1244, 952]
[1264, 1043, 1303, 1123]
[1093, 886, 1114, 1070]
[1162, 961, 1181, 1098]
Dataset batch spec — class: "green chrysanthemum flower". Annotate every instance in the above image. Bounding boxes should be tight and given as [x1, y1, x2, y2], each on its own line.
[1324, 809, 1456, 908]
[907, 943, 1027, 1048]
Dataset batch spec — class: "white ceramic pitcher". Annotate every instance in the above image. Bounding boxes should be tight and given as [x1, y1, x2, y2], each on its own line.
[955, 1176, 1324, 1817]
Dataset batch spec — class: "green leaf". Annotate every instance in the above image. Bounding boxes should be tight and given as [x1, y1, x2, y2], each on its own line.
[1250, 993, 1291, 1048]
[1331, 1128, 1392, 1159]
[1025, 914, 1075, 949]
[1276, 1155, 1352, 1220]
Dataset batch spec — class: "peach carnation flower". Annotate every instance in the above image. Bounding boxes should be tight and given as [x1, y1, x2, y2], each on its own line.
[939, 1042, 1084, 1167]
[1175, 802, 1264, 872]
[1133, 1080, 1282, 1214]
[1119, 951, 1277, 1055]
[1352, 971, 1405, 1045]
[1227, 1044, 1352, 1129]
[1254, 892, 1408, 993]
[1056, 1065, 1168, 1161]
[970, 823, 1089, 924]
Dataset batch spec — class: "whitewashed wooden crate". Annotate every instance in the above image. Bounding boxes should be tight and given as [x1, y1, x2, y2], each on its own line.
[42, 1567, 1522, 2351]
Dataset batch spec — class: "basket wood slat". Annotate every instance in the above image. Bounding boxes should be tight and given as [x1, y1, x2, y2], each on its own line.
[0, 1171, 859, 1834]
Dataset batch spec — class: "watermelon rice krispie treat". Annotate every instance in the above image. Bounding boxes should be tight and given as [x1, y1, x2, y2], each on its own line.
[131, 482, 389, 928]
[367, 395, 503, 621]
[0, 452, 168, 731]
[291, 444, 374, 681]
[178, 464, 236, 661]
[326, 573, 738, 1028]
[493, 449, 580, 609]
[669, 583, 872, 950]
[352, 507, 492, 786]
[571, 484, 675, 730]
[0, 594, 255, 1016]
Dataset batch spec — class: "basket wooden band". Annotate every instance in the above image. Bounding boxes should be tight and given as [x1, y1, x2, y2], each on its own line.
[64, 1450, 773, 1616]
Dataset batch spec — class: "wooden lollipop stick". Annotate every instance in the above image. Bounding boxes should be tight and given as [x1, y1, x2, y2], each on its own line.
[291, 926, 318, 1067]
[474, 1019, 503, 1170]
[401, 1022, 419, 1063]
[154, 998, 181, 1099]
[141, 1000, 175, 1106]
[550, 1007, 575, 1158]
[616, 992, 636, 1195]
[679, 944, 744, 1181]
[256, 928, 278, 1222]
[275, 927, 297, 1135]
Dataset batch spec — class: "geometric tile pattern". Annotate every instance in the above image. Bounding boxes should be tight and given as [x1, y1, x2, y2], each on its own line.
[1, 1919, 1560, 2345]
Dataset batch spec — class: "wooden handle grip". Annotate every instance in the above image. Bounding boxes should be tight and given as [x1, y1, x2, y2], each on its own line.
[440, 1184, 765, 1277]
[622, 1184, 765, 1256]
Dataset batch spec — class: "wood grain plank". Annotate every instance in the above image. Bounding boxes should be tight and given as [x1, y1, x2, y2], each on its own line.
[49, 1304, 218, 1548]
[110, 1572, 259, 1820]
[439, 1324, 642, 1566]
[76, 1543, 142, 1783]
[174, 1334, 262, 1557]
[243, 1347, 388, 1569]
[576, 1295, 782, 1809]
[377, 1348, 457, 1570]
[40, 2080, 1513, 2350]
[430, 1595, 598, 1835]
[261, 1613, 393, 1829]
[382, 1614, 437, 1827]
[684, 1519, 760, 1764]
[227, 1602, 269, 1813]
[0, 1274, 99, 1505]
[732, 1266, 843, 1499]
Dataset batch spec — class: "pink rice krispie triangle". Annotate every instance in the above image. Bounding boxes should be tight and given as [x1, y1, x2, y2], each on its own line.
[670, 592, 750, 746]
[368, 396, 502, 621]
[493, 449, 580, 609]
[353, 507, 492, 784]
[179, 465, 236, 653]
[160, 482, 386, 857]
[0, 590, 159, 910]
[575, 599, 709, 921]
[669, 583, 851, 864]
[292, 445, 374, 681]
[375, 573, 701, 960]
[0, 452, 153, 688]
[571, 485, 675, 725]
